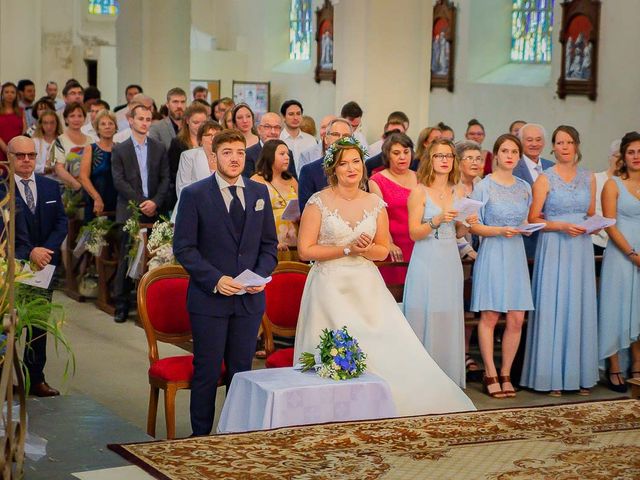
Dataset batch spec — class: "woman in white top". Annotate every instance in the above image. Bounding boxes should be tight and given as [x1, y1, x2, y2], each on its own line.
[171, 121, 222, 222]
[31, 110, 62, 175]
[51, 102, 91, 190]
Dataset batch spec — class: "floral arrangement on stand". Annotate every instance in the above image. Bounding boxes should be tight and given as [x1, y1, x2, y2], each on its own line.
[78, 216, 114, 257]
[299, 326, 367, 380]
[146, 217, 175, 271]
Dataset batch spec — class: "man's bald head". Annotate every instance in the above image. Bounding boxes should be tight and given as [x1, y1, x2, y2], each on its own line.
[319, 115, 337, 139]
[130, 93, 154, 109]
[257, 112, 283, 142]
[8, 136, 37, 178]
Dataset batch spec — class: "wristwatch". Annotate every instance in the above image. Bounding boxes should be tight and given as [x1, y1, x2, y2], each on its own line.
[343, 247, 351, 256]
[427, 217, 439, 229]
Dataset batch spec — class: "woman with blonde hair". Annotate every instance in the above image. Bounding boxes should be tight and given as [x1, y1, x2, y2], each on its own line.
[32, 109, 62, 175]
[403, 139, 468, 387]
[78, 109, 118, 220]
[294, 136, 475, 416]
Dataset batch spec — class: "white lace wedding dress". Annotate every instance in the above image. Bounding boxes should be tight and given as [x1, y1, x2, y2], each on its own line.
[293, 191, 476, 416]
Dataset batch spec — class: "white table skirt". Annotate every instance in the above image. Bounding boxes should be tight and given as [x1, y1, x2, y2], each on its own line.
[217, 367, 397, 433]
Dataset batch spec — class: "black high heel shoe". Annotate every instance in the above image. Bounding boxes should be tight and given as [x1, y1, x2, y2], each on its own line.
[606, 370, 628, 393]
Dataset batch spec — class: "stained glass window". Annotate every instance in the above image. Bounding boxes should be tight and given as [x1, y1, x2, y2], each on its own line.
[289, 0, 312, 60]
[88, 0, 119, 16]
[510, 0, 554, 63]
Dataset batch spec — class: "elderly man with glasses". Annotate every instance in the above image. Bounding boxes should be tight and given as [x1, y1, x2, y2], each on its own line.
[243, 112, 295, 178]
[4, 135, 67, 397]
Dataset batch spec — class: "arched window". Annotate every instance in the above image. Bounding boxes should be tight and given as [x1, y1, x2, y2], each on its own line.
[510, 0, 554, 63]
[88, 0, 119, 16]
[289, 0, 312, 60]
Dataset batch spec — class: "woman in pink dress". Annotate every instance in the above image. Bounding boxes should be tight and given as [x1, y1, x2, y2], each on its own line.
[368, 132, 417, 285]
[0, 82, 26, 168]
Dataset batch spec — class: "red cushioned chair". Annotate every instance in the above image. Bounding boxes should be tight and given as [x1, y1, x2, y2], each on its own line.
[137, 264, 225, 439]
[262, 261, 310, 368]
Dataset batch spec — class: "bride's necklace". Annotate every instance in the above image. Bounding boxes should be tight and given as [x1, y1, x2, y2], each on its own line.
[333, 187, 359, 201]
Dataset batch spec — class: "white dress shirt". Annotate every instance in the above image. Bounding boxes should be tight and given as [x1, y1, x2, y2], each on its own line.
[297, 143, 323, 175]
[215, 171, 246, 211]
[81, 123, 99, 143]
[113, 128, 132, 143]
[171, 147, 214, 223]
[523, 154, 544, 182]
[14, 172, 38, 206]
[367, 139, 383, 158]
[280, 129, 317, 168]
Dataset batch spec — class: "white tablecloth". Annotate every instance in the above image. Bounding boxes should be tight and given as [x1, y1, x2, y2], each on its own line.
[217, 367, 397, 433]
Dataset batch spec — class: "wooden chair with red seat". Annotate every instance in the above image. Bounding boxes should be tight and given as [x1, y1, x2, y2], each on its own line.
[137, 264, 225, 439]
[262, 261, 310, 368]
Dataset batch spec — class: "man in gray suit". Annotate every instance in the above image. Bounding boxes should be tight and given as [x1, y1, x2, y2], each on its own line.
[112, 103, 170, 322]
[148, 87, 187, 150]
[513, 123, 555, 258]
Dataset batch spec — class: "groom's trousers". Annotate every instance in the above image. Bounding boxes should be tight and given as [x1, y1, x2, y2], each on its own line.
[189, 311, 262, 436]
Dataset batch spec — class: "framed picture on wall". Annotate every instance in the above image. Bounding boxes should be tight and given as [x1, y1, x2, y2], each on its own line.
[430, 0, 456, 92]
[557, 0, 600, 101]
[315, 0, 336, 84]
[189, 80, 221, 103]
[232, 81, 270, 121]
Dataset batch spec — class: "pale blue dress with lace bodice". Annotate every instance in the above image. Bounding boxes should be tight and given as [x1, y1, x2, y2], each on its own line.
[598, 176, 640, 362]
[293, 191, 475, 416]
[470, 176, 534, 312]
[402, 190, 466, 388]
[521, 167, 599, 391]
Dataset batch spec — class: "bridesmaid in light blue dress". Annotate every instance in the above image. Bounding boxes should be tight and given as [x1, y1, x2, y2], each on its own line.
[404, 139, 466, 388]
[598, 131, 640, 392]
[469, 134, 534, 399]
[521, 125, 599, 395]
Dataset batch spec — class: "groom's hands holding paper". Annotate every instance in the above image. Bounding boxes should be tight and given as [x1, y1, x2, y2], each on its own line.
[216, 275, 244, 296]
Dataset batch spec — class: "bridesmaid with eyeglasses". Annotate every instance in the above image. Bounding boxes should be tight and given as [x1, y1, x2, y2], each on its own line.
[404, 139, 469, 387]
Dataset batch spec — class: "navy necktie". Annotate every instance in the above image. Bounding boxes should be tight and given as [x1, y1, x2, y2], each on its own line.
[20, 179, 36, 214]
[228, 185, 245, 236]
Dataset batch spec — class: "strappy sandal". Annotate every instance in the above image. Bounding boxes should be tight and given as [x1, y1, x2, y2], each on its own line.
[499, 375, 516, 398]
[578, 388, 591, 396]
[483, 374, 506, 399]
[549, 390, 562, 397]
[465, 355, 480, 372]
[631, 370, 640, 380]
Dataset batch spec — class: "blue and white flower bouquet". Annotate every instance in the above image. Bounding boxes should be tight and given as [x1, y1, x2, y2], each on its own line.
[298, 326, 367, 380]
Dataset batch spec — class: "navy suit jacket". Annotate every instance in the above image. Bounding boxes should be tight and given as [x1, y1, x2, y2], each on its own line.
[298, 158, 327, 212]
[11, 175, 68, 266]
[365, 152, 419, 178]
[243, 142, 297, 180]
[513, 156, 554, 258]
[173, 175, 278, 316]
[513, 157, 554, 186]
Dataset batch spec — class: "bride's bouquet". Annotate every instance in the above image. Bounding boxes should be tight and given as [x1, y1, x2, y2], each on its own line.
[298, 326, 367, 380]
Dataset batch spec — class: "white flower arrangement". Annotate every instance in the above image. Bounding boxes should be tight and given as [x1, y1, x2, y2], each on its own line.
[146, 217, 175, 271]
[79, 216, 114, 257]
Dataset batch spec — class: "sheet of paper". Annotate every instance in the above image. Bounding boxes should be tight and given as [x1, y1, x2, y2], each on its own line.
[281, 199, 300, 221]
[517, 223, 546, 233]
[233, 269, 272, 295]
[17, 264, 55, 289]
[579, 215, 616, 234]
[452, 198, 484, 221]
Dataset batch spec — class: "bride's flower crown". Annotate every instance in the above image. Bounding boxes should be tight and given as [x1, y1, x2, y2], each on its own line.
[323, 136, 368, 169]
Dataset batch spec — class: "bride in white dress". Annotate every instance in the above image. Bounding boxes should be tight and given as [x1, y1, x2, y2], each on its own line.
[293, 137, 475, 416]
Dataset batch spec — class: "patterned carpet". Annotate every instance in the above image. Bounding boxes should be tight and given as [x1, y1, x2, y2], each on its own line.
[109, 399, 640, 480]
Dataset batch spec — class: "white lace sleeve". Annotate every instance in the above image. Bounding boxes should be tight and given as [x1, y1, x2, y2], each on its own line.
[306, 192, 325, 212]
[374, 196, 388, 216]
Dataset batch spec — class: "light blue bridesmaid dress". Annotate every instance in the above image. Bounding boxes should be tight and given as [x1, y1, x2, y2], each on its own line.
[403, 190, 465, 388]
[469, 176, 534, 312]
[521, 167, 599, 391]
[598, 176, 640, 362]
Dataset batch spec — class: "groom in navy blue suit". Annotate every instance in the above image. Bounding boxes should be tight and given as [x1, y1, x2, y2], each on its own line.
[173, 129, 278, 436]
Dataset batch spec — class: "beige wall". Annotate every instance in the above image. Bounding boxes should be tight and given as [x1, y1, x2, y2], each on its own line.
[430, 0, 640, 170]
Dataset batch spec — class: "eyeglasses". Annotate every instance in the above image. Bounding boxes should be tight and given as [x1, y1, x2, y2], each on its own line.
[461, 155, 483, 163]
[432, 153, 455, 160]
[260, 124, 282, 131]
[326, 132, 351, 138]
[10, 152, 37, 160]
